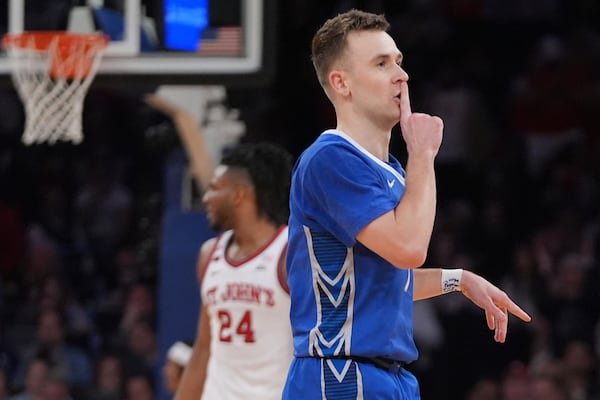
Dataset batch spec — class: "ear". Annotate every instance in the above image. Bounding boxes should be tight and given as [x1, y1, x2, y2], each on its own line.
[231, 184, 246, 206]
[328, 70, 350, 97]
[232, 182, 254, 206]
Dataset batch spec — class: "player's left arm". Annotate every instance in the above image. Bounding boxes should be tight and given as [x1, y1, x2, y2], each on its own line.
[413, 268, 532, 343]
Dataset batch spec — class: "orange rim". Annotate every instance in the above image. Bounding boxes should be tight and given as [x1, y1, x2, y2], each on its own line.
[2, 31, 109, 51]
[2, 32, 109, 79]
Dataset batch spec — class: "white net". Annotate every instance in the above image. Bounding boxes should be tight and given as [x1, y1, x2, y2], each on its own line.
[3, 33, 108, 145]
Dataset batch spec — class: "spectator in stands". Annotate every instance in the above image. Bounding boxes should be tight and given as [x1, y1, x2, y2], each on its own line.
[39, 374, 72, 400]
[541, 252, 597, 354]
[509, 34, 586, 176]
[8, 357, 49, 400]
[500, 361, 531, 400]
[124, 373, 154, 400]
[13, 309, 92, 391]
[118, 282, 156, 337]
[560, 340, 599, 399]
[73, 158, 133, 269]
[530, 374, 569, 400]
[82, 354, 125, 400]
[120, 318, 159, 379]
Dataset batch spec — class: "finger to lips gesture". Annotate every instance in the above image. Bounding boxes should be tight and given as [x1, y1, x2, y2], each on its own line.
[399, 82, 443, 156]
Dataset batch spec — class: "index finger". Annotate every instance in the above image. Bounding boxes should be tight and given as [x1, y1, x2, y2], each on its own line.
[400, 81, 412, 123]
[506, 301, 532, 323]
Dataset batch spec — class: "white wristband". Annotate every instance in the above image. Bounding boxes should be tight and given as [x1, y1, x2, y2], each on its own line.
[441, 269, 463, 294]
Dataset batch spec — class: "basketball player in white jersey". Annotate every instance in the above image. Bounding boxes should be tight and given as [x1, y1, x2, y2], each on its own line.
[174, 142, 294, 400]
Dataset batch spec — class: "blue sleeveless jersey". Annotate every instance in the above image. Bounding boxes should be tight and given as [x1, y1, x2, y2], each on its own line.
[287, 129, 418, 363]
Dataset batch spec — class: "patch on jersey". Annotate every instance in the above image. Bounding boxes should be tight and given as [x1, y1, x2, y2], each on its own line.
[321, 359, 364, 399]
[305, 227, 355, 358]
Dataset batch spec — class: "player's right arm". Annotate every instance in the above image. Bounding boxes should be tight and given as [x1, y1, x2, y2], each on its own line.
[174, 238, 217, 400]
[356, 82, 443, 268]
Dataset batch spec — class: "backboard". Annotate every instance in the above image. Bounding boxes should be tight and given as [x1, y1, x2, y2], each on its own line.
[0, 0, 275, 86]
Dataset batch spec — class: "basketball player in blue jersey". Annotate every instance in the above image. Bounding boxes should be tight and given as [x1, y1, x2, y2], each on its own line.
[283, 9, 532, 400]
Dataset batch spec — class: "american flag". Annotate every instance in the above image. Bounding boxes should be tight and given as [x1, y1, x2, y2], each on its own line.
[197, 26, 243, 56]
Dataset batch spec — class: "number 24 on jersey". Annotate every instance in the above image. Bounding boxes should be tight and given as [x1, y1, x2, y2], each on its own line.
[217, 309, 256, 343]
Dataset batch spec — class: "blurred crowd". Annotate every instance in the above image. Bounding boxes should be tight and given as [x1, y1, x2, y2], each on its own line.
[1, 0, 600, 399]
[0, 89, 171, 400]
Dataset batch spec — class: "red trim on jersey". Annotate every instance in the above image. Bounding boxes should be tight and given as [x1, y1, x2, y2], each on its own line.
[277, 242, 290, 295]
[200, 236, 221, 283]
[224, 225, 287, 267]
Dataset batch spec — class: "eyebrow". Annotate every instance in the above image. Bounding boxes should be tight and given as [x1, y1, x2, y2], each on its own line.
[372, 51, 403, 64]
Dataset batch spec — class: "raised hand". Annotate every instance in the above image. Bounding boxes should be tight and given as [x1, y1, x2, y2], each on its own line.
[399, 81, 443, 158]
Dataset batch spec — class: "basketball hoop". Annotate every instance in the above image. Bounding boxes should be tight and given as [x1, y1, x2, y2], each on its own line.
[2, 32, 109, 145]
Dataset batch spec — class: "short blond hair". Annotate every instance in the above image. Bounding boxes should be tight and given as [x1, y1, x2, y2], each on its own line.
[311, 9, 390, 87]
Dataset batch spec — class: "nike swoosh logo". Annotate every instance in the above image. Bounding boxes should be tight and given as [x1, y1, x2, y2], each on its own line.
[387, 179, 395, 188]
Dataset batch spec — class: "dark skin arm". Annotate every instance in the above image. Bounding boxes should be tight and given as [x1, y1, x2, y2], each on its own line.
[174, 238, 216, 400]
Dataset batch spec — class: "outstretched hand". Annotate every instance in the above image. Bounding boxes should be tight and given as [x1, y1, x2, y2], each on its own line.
[460, 270, 532, 343]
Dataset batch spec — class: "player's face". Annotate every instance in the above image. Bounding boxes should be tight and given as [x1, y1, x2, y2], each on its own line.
[342, 30, 408, 127]
[202, 165, 237, 231]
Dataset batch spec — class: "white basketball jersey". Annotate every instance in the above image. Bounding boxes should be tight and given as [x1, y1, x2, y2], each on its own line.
[201, 226, 293, 400]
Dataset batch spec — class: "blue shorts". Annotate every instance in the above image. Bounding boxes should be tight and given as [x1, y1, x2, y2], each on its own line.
[283, 357, 421, 399]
